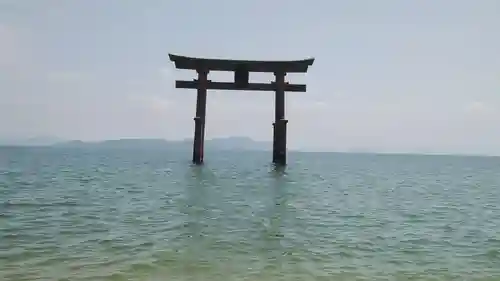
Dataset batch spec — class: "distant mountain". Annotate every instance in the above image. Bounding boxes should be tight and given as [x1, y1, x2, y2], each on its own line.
[54, 138, 177, 149]
[53, 137, 272, 151]
[205, 137, 271, 151]
[0, 136, 65, 146]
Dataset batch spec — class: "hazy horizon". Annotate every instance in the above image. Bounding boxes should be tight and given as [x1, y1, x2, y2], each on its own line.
[1, 1, 499, 155]
[3, 136, 500, 156]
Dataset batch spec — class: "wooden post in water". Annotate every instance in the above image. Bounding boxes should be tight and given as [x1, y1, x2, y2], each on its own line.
[192, 68, 208, 164]
[273, 71, 287, 165]
[168, 54, 314, 166]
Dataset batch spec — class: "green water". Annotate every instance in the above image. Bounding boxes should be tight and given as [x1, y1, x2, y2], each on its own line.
[1, 147, 500, 280]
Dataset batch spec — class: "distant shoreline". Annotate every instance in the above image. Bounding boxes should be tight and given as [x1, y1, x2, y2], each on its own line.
[0, 143, 499, 158]
[0, 137, 272, 152]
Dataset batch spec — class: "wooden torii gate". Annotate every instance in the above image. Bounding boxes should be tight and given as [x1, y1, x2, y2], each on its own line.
[168, 54, 314, 166]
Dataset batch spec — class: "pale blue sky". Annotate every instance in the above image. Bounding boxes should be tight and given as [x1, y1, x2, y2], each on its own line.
[0, 0, 499, 154]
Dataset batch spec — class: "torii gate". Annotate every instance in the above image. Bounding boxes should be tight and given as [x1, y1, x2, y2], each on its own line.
[168, 54, 314, 166]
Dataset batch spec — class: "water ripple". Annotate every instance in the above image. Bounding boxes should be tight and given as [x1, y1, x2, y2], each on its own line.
[1, 148, 500, 280]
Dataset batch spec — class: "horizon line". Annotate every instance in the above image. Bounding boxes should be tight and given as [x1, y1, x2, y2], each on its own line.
[0, 143, 499, 158]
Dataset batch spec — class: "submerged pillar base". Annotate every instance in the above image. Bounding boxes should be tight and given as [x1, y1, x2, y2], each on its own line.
[192, 117, 205, 165]
[272, 119, 288, 166]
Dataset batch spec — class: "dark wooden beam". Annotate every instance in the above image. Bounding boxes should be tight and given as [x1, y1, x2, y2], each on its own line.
[169, 54, 315, 73]
[175, 80, 307, 92]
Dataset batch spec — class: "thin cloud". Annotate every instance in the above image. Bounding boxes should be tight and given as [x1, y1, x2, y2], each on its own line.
[0, 23, 39, 78]
[0, 24, 21, 68]
[159, 67, 172, 79]
[289, 99, 329, 111]
[46, 71, 91, 84]
[464, 101, 495, 115]
[127, 94, 174, 113]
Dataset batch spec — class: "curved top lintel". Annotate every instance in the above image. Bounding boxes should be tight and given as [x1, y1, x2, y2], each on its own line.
[168, 53, 314, 73]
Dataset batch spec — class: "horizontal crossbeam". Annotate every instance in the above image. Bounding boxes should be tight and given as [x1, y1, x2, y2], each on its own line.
[175, 80, 306, 92]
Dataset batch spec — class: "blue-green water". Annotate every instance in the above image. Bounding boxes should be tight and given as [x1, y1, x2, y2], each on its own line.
[1, 147, 500, 280]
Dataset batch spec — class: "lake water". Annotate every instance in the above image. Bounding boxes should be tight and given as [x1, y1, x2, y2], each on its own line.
[1, 147, 500, 280]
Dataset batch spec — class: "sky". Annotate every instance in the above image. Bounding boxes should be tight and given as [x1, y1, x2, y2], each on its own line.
[0, 0, 499, 154]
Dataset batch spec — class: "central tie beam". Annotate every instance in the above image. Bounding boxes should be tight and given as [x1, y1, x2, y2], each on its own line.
[168, 54, 314, 166]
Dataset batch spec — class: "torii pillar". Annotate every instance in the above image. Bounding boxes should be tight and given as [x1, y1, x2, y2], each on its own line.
[192, 68, 208, 164]
[273, 71, 287, 165]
